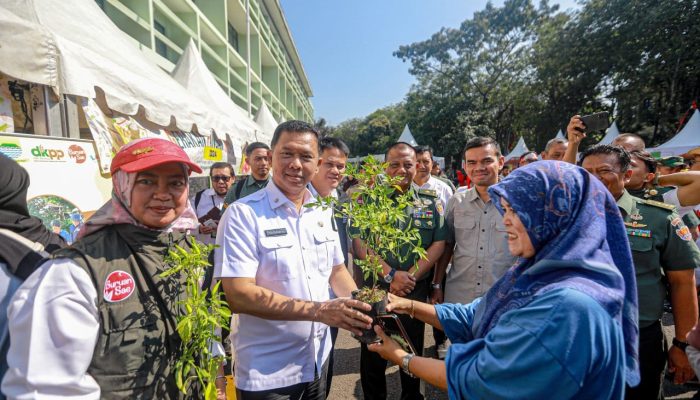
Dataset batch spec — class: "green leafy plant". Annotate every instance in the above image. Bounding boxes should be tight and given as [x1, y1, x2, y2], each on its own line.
[312, 155, 428, 303]
[160, 237, 231, 400]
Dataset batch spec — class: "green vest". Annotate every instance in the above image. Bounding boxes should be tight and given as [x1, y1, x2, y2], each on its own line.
[53, 224, 195, 399]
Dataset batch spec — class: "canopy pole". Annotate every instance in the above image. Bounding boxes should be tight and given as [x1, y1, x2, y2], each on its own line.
[246, 0, 252, 118]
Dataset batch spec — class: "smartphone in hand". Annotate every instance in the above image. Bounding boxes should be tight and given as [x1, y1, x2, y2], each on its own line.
[376, 314, 417, 354]
[579, 112, 610, 133]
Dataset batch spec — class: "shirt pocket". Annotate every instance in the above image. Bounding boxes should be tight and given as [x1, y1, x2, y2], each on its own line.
[314, 230, 337, 274]
[454, 212, 477, 248]
[259, 235, 298, 281]
[488, 219, 507, 257]
[628, 235, 653, 253]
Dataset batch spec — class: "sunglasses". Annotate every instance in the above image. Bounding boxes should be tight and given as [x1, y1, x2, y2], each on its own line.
[211, 175, 232, 182]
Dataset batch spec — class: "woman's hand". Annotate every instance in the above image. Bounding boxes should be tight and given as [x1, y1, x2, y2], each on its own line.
[386, 293, 413, 315]
[367, 325, 408, 365]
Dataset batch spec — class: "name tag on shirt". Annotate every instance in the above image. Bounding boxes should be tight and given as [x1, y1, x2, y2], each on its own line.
[264, 228, 288, 237]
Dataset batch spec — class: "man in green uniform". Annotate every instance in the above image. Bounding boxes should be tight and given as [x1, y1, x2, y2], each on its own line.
[352, 142, 446, 400]
[223, 142, 271, 206]
[580, 144, 700, 400]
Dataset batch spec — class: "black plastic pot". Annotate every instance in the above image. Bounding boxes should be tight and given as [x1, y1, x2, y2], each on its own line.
[351, 290, 387, 344]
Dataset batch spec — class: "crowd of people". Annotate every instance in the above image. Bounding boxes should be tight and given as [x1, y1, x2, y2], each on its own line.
[1, 115, 700, 400]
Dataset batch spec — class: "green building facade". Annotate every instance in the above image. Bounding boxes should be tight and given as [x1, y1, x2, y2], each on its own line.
[96, 0, 313, 123]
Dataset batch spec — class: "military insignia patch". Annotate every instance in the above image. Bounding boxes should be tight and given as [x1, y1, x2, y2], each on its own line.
[624, 221, 647, 228]
[436, 202, 444, 215]
[676, 226, 692, 241]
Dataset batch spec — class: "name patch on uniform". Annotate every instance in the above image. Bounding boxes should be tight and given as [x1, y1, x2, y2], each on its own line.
[626, 228, 652, 238]
[104, 270, 135, 302]
[264, 228, 288, 237]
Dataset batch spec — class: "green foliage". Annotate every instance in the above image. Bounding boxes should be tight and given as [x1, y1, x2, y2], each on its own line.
[309, 156, 427, 299]
[324, 0, 700, 164]
[160, 237, 231, 400]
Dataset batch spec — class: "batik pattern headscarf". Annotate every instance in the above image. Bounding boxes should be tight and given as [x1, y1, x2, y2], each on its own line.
[483, 160, 640, 386]
[78, 168, 198, 239]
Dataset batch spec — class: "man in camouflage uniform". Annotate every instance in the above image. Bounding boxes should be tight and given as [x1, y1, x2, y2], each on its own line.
[352, 142, 446, 400]
[580, 144, 700, 400]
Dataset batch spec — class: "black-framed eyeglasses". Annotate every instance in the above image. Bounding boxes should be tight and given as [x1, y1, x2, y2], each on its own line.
[211, 175, 232, 182]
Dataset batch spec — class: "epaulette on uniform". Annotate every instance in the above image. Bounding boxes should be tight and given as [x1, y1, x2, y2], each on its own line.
[642, 199, 676, 211]
[417, 188, 438, 198]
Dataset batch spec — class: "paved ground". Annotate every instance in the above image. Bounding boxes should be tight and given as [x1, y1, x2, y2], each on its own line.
[326, 314, 700, 399]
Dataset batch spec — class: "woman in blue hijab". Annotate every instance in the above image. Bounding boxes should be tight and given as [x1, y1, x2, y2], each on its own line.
[368, 160, 640, 399]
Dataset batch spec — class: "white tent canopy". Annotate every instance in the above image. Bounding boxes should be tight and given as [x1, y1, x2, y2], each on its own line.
[648, 109, 700, 157]
[598, 121, 620, 145]
[254, 103, 277, 144]
[397, 125, 418, 146]
[172, 40, 262, 145]
[555, 129, 565, 140]
[505, 136, 529, 161]
[0, 0, 222, 134]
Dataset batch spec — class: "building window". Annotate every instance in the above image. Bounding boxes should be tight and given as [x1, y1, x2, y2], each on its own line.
[154, 20, 168, 59]
[228, 23, 239, 51]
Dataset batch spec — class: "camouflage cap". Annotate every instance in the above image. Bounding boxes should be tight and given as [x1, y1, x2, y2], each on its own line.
[657, 156, 686, 167]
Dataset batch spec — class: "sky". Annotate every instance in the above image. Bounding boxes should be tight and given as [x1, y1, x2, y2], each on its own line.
[280, 0, 580, 125]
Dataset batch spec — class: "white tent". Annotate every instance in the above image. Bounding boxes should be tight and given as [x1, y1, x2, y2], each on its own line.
[254, 103, 277, 144]
[555, 129, 565, 139]
[0, 0, 222, 134]
[598, 121, 620, 145]
[648, 109, 700, 157]
[397, 125, 419, 146]
[172, 40, 262, 147]
[505, 136, 529, 161]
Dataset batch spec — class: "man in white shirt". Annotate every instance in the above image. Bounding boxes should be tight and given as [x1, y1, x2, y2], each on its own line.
[413, 145, 453, 215]
[191, 162, 235, 244]
[216, 120, 372, 400]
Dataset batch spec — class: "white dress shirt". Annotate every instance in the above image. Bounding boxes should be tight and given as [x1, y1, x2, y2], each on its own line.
[2, 259, 102, 399]
[215, 181, 344, 391]
[191, 188, 225, 245]
[415, 176, 453, 214]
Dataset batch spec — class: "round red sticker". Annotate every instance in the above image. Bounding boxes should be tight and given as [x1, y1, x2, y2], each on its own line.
[103, 270, 135, 302]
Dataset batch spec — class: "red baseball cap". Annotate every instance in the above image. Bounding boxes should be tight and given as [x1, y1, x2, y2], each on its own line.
[110, 137, 202, 174]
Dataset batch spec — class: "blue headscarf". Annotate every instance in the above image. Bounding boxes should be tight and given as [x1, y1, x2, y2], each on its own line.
[483, 160, 640, 387]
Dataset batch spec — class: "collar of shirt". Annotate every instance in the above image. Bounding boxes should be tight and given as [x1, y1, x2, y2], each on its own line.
[616, 190, 636, 217]
[465, 185, 492, 206]
[307, 183, 339, 199]
[246, 174, 270, 187]
[265, 180, 315, 213]
[202, 188, 224, 200]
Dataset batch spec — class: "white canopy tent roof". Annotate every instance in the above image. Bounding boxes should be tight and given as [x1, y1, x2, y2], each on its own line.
[0, 0, 224, 134]
[598, 121, 620, 145]
[397, 125, 419, 146]
[555, 129, 565, 140]
[172, 40, 262, 145]
[648, 109, 700, 157]
[254, 103, 277, 144]
[505, 136, 529, 161]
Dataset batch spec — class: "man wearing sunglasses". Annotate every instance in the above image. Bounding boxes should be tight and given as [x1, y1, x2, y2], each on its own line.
[192, 162, 235, 244]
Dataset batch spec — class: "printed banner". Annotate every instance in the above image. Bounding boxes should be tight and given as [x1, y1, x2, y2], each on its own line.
[0, 74, 14, 133]
[82, 98, 161, 174]
[0, 133, 112, 236]
[83, 98, 239, 176]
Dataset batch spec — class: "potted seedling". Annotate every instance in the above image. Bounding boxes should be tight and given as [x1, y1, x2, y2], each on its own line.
[160, 237, 231, 400]
[311, 156, 427, 344]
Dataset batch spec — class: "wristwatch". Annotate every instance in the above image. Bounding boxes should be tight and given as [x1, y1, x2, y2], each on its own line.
[401, 353, 415, 378]
[431, 283, 442, 290]
[673, 337, 689, 351]
[384, 268, 397, 283]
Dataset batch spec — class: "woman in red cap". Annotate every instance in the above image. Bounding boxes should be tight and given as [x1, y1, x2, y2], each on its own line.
[2, 138, 215, 399]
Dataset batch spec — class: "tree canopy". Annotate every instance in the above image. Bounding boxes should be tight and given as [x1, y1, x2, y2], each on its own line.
[321, 0, 700, 166]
